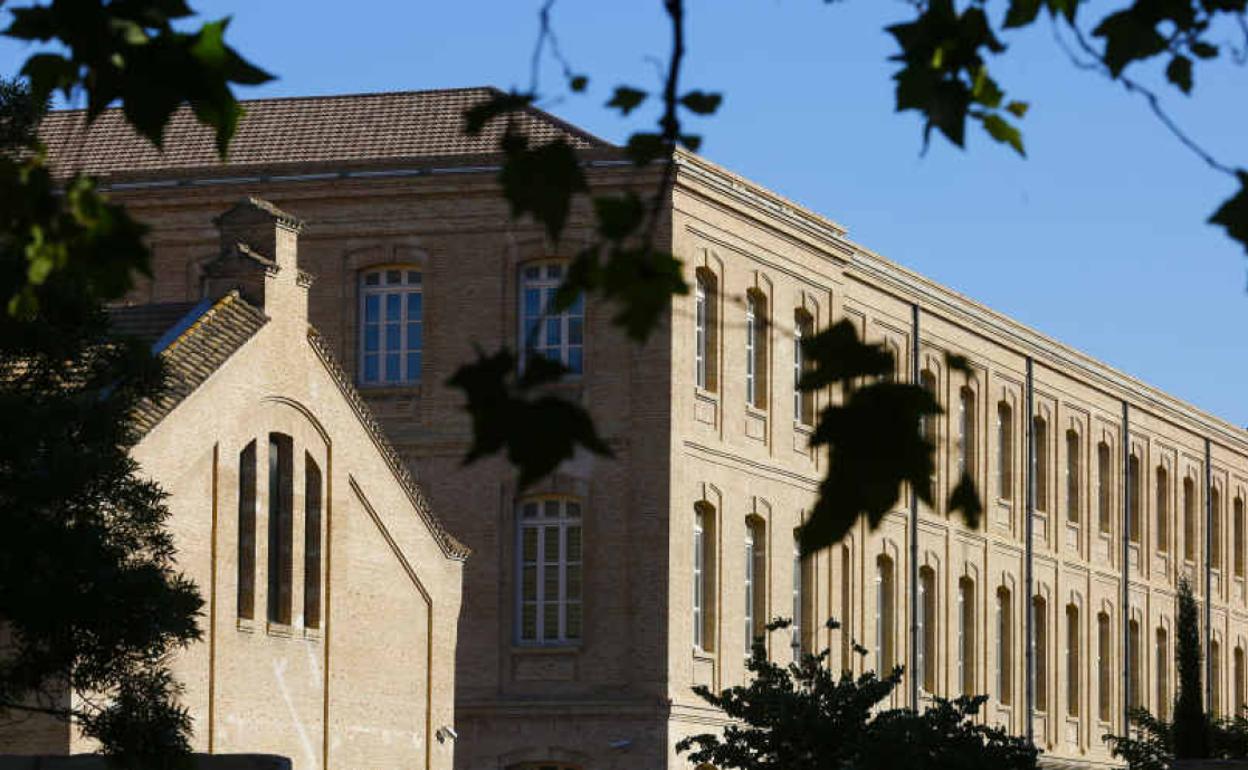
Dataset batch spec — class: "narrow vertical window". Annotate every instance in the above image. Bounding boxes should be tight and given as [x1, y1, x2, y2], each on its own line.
[876, 556, 895, 672]
[1184, 476, 1196, 561]
[841, 544, 853, 672]
[1034, 416, 1049, 512]
[997, 401, 1013, 500]
[1066, 604, 1080, 717]
[1157, 628, 1170, 720]
[1033, 596, 1048, 712]
[237, 440, 257, 620]
[745, 291, 768, 409]
[1157, 466, 1170, 554]
[1098, 612, 1112, 722]
[303, 454, 322, 629]
[1098, 442, 1112, 533]
[793, 310, 814, 425]
[958, 577, 975, 696]
[1236, 496, 1245, 579]
[792, 534, 812, 659]
[1235, 646, 1245, 717]
[997, 587, 1013, 705]
[267, 433, 293, 625]
[1129, 454, 1142, 543]
[1128, 619, 1142, 710]
[1213, 487, 1223, 572]
[693, 503, 715, 651]
[957, 387, 976, 479]
[1066, 429, 1081, 524]
[695, 274, 707, 390]
[694, 270, 718, 392]
[520, 262, 584, 375]
[1212, 639, 1223, 718]
[517, 498, 583, 645]
[744, 520, 765, 655]
[919, 567, 937, 693]
[359, 268, 422, 385]
[920, 370, 938, 445]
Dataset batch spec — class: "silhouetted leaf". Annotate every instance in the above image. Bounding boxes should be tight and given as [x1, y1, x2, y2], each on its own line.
[569, 74, 588, 92]
[606, 85, 647, 116]
[1209, 171, 1248, 255]
[593, 193, 645, 242]
[947, 471, 983, 529]
[1166, 55, 1194, 94]
[679, 90, 722, 115]
[1190, 41, 1218, 59]
[797, 319, 894, 391]
[1004, 0, 1042, 28]
[624, 132, 668, 166]
[463, 91, 534, 135]
[1005, 100, 1029, 118]
[498, 134, 588, 242]
[1093, 9, 1168, 76]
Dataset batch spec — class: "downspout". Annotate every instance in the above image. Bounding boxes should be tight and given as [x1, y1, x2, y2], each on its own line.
[1025, 357, 1035, 744]
[1122, 402, 1132, 731]
[1206, 438, 1214, 710]
[910, 303, 921, 712]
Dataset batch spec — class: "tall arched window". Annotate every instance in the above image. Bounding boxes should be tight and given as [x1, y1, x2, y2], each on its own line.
[957, 387, 976, 480]
[793, 534, 812, 660]
[997, 401, 1013, 500]
[1128, 619, 1142, 710]
[1066, 603, 1080, 717]
[1033, 595, 1048, 712]
[1033, 416, 1049, 512]
[1157, 627, 1170, 720]
[517, 498, 583, 645]
[1212, 639, 1223, 718]
[876, 555, 895, 672]
[1184, 476, 1197, 561]
[359, 267, 422, 385]
[1235, 496, 1245, 579]
[693, 503, 716, 652]
[841, 544, 854, 672]
[304, 454, 322, 629]
[267, 433, 294, 625]
[1156, 466, 1170, 554]
[744, 519, 766, 655]
[793, 310, 814, 425]
[920, 369, 938, 445]
[1129, 453, 1142, 543]
[520, 262, 584, 374]
[237, 440, 257, 620]
[1235, 645, 1245, 717]
[745, 291, 768, 409]
[1066, 429, 1081, 524]
[694, 269, 718, 392]
[1098, 611, 1113, 722]
[918, 566, 936, 693]
[996, 587, 1013, 705]
[958, 577, 975, 696]
[1098, 441, 1113, 533]
[1213, 486, 1224, 572]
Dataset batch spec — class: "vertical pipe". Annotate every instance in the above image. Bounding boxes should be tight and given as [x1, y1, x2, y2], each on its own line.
[1121, 402, 1131, 731]
[1025, 357, 1035, 744]
[1206, 438, 1213, 710]
[909, 303, 921, 712]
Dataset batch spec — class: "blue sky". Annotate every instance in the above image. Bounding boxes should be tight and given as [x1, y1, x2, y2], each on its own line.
[3, 1, 1245, 425]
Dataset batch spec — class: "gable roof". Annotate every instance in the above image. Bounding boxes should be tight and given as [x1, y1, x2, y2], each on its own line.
[40, 86, 613, 179]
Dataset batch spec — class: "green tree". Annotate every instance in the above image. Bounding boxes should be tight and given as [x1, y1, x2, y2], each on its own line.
[676, 619, 1038, 770]
[1174, 576, 1209, 758]
[0, 2, 270, 764]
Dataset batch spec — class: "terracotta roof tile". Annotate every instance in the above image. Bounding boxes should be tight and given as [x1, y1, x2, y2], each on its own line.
[40, 87, 612, 179]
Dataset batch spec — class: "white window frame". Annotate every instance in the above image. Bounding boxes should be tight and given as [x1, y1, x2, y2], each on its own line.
[359, 267, 423, 386]
[696, 277, 708, 389]
[694, 509, 706, 651]
[516, 498, 583, 645]
[519, 262, 584, 375]
[745, 294, 757, 405]
[792, 538, 803, 661]
[744, 526, 756, 656]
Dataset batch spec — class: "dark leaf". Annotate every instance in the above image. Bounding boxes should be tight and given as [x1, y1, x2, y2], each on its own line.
[606, 85, 647, 116]
[498, 137, 588, 242]
[1208, 171, 1248, 255]
[1004, 0, 1042, 28]
[1093, 9, 1168, 76]
[1190, 41, 1218, 59]
[679, 90, 722, 115]
[1166, 55, 1194, 94]
[464, 91, 534, 135]
[624, 132, 668, 166]
[569, 74, 588, 92]
[1005, 100, 1029, 118]
[798, 319, 895, 391]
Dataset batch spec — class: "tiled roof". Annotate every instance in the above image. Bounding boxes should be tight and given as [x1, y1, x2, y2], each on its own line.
[39, 87, 613, 178]
[109, 301, 200, 346]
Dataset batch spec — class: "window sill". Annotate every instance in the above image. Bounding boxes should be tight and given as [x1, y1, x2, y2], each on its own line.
[236, 618, 257, 634]
[694, 387, 719, 402]
[511, 643, 581, 654]
[745, 404, 768, 419]
[793, 421, 814, 434]
[693, 648, 715, 661]
[303, 627, 322, 641]
[266, 622, 296, 639]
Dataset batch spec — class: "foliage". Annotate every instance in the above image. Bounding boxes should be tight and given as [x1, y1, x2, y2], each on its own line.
[0, 0, 268, 762]
[1104, 708, 1174, 770]
[676, 618, 1038, 770]
[1174, 576, 1209, 758]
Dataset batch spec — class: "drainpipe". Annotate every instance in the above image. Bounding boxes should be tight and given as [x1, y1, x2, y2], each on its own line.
[1025, 357, 1035, 744]
[909, 303, 921, 712]
[1122, 402, 1132, 731]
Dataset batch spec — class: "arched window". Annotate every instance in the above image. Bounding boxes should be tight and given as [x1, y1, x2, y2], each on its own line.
[793, 310, 814, 425]
[517, 498, 583, 645]
[957, 387, 976, 480]
[237, 440, 257, 620]
[304, 454, 322, 629]
[1184, 476, 1197, 561]
[1235, 496, 1245, 579]
[1156, 466, 1170, 554]
[996, 587, 1012, 706]
[1066, 430, 1081, 524]
[1128, 453, 1141, 543]
[1157, 627, 1170, 720]
[1128, 618, 1142, 710]
[1098, 611, 1113, 722]
[1235, 645, 1245, 717]
[1097, 441, 1112, 533]
[841, 544, 854, 672]
[520, 262, 584, 374]
[876, 555, 895, 672]
[693, 503, 716, 652]
[267, 433, 294, 625]
[1066, 603, 1080, 717]
[1033, 416, 1049, 512]
[1213, 486, 1224, 572]
[997, 402, 1013, 500]
[920, 369, 938, 445]
[958, 577, 975, 696]
[359, 267, 422, 385]
[793, 532, 813, 660]
[694, 269, 718, 392]
[917, 567, 936, 693]
[1033, 595, 1048, 713]
[745, 291, 768, 409]
[1212, 639, 1223, 718]
[744, 519, 765, 655]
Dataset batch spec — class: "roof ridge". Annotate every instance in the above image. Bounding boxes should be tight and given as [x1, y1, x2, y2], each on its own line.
[44, 86, 507, 116]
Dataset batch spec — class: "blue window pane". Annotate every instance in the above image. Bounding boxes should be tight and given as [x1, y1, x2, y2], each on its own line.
[406, 352, 421, 381]
[570, 293, 584, 314]
[524, 288, 542, 318]
[385, 294, 401, 322]
[407, 322, 422, 350]
[385, 353, 400, 381]
[385, 323, 400, 351]
[544, 287, 558, 310]
[363, 354, 379, 382]
[407, 291, 423, 319]
[546, 318, 561, 346]
[568, 347, 583, 374]
[568, 318, 582, 345]
[364, 295, 379, 323]
[364, 325, 379, 353]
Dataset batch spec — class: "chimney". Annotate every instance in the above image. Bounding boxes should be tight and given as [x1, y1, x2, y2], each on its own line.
[202, 197, 310, 329]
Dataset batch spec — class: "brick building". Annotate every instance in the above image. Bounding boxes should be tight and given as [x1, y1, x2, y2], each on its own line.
[36, 87, 1248, 769]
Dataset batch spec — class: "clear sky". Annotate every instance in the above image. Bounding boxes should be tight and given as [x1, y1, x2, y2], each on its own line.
[2, 1, 1244, 425]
